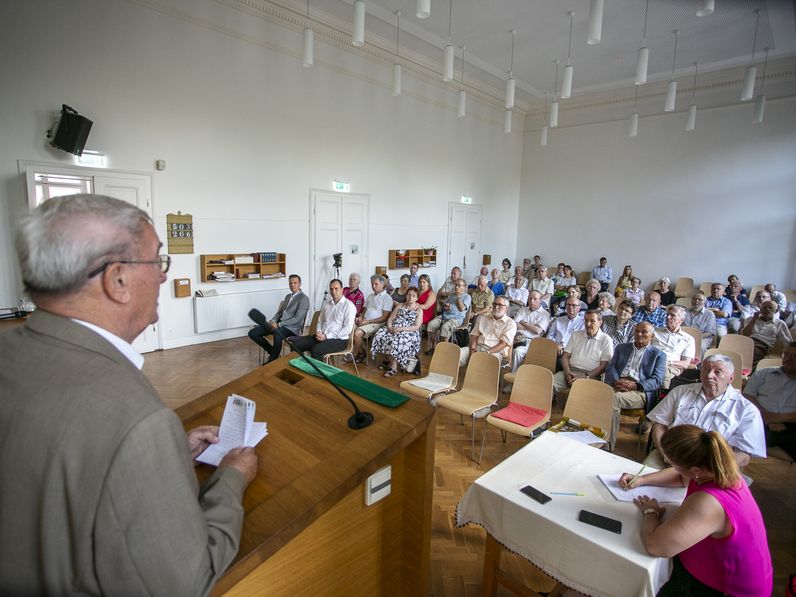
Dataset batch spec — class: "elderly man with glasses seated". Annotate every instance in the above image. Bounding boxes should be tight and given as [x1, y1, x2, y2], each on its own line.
[468, 297, 516, 362]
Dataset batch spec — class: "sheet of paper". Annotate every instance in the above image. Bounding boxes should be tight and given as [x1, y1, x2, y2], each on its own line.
[598, 473, 686, 504]
[196, 394, 268, 466]
[556, 430, 607, 445]
[408, 373, 454, 392]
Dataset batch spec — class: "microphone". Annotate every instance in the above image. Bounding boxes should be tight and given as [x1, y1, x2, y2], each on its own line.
[248, 309, 374, 430]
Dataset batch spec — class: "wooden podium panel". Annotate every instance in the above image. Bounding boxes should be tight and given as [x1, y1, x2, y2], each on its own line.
[176, 355, 436, 595]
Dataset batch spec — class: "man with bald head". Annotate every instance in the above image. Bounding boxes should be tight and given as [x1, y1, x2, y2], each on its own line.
[645, 353, 766, 468]
[632, 290, 666, 328]
[553, 310, 614, 393]
[0, 195, 257, 595]
[742, 300, 793, 366]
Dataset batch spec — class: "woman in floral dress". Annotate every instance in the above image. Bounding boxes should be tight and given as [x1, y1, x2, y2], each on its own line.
[371, 287, 423, 376]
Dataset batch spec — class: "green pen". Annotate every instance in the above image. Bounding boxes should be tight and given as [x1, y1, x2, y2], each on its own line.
[628, 464, 647, 487]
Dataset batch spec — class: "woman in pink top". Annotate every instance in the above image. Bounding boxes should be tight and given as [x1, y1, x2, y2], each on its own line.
[619, 425, 772, 596]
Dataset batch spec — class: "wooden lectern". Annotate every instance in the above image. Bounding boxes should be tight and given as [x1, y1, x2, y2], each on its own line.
[176, 355, 436, 595]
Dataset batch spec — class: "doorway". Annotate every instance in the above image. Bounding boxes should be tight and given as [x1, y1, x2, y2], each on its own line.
[447, 203, 483, 283]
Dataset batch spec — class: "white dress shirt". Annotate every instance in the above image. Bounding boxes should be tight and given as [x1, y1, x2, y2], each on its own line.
[652, 327, 696, 362]
[513, 306, 552, 340]
[564, 329, 614, 372]
[73, 319, 144, 369]
[319, 297, 357, 339]
[362, 290, 394, 320]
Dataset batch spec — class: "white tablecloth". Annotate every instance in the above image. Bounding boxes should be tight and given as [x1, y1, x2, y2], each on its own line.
[456, 432, 677, 597]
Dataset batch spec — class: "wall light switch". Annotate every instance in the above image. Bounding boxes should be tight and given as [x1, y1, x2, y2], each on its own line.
[365, 465, 391, 506]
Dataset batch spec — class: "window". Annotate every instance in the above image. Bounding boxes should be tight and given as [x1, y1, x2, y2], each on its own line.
[33, 173, 92, 207]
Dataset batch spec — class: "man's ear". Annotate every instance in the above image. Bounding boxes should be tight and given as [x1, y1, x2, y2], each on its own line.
[101, 262, 132, 304]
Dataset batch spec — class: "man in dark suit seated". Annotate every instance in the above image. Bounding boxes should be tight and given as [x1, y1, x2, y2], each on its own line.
[604, 321, 667, 450]
[248, 274, 310, 364]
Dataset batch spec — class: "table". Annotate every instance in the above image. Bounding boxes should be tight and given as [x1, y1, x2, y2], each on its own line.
[457, 432, 678, 597]
[176, 355, 436, 596]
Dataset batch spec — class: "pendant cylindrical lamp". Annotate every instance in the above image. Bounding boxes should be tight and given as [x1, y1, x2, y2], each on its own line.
[587, 0, 603, 45]
[443, 44, 455, 81]
[741, 65, 757, 101]
[560, 65, 573, 99]
[504, 110, 512, 134]
[540, 125, 548, 146]
[352, 0, 365, 47]
[416, 0, 430, 19]
[753, 94, 766, 123]
[392, 64, 402, 96]
[302, 27, 314, 67]
[505, 77, 515, 109]
[457, 90, 466, 118]
[635, 47, 649, 85]
[549, 101, 559, 128]
[629, 112, 639, 137]
[664, 80, 677, 112]
[686, 103, 697, 131]
[697, 0, 714, 17]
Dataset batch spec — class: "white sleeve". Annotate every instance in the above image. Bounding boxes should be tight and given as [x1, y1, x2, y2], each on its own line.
[728, 403, 767, 459]
[647, 391, 679, 425]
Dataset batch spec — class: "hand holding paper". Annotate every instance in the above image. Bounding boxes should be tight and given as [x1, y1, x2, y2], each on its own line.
[195, 394, 268, 467]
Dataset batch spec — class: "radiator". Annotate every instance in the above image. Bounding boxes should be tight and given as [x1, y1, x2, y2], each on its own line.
[194, 290, 284, 333]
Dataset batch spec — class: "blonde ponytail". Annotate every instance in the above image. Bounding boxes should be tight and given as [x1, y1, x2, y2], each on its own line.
[660, 425, 741, 488]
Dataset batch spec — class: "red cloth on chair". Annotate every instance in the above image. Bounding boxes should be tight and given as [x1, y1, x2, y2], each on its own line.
[491, 403, 547, 427]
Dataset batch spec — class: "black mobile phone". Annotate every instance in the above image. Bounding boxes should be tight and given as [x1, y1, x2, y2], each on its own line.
[520, 485, 552, 505]
[578, 510, 622, 534]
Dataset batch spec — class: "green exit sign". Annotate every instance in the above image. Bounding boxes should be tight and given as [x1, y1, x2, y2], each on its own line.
[334, 181, 351, 192]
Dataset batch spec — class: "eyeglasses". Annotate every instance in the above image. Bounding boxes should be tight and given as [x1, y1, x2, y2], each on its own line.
[88, 254, 171, 278]
[493, 303, 508, 309]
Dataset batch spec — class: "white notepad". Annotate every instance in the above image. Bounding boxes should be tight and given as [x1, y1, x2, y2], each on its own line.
[598, 473, 686, 504]
[195, 394, 268, 466]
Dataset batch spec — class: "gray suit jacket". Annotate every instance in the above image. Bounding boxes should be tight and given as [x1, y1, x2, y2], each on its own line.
[275, 290, 310, 334]
[0, 310, 247, 596]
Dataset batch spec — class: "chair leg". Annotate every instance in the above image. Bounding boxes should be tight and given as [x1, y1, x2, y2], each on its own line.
[477, 419, 489, 465]
[470, 415, 480, 464]
[351, 355, 360, 377]
[501, 429, 507, 443]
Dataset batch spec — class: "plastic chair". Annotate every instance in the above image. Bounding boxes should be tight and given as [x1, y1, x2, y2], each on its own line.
[699, 282, 718, 296]
[680, 326, 703, 359]
[718, 335, 754, 375]
[503, 337, 558, 384]
[576, 271, 591, 286]
[400, 342, 461, 403]
[704, 348, 743, 390]
[675, 297, 691, 308]
[674, 277, 695, 298]
[562, 379, 614, 446]
[323, 334, 360, 377]
[436, 352, 501, 463]
[479, 365, 553, 462]
[755, 357, 782, 371]
[620, 407, 648, 460]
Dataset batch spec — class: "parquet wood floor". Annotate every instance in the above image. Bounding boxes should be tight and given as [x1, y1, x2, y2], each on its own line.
[143, 336, 795, 596]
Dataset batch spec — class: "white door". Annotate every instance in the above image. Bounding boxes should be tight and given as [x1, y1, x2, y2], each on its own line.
[309, 191, 369, 311]
[22, 162, 160, 353]
[447, 203, 482, 282]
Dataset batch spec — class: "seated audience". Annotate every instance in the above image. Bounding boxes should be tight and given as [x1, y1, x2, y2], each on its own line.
[504, 270, 529, 317]
[248, 274, 310, 363]
[725, 279, 749, 333]
[487, 268, 505, 297]
[622, 276, 644, 306]
[497, 258, 513, 284]
[416, 274, 437, 327]
[530, 254, 543, 277]
[471, 275, 495, 319]
[343, 273, 365, 314]
[597, 291, 615, 317]
[426, 279, 471, 354]
[437, 266, 462, 300]
[645, 354, 765, 468]
[743, 289, 772, 324]
[592, 256, 613, 292]
[614, 264, 634, 298]
[391, 273, 411, 304]
[408, 263, 419, 287]
[743, 342, 796, 460]
[512, 265, 528, 289]
[553, 310, 613, 393]
[604, 322, 667, 449]
[547, 298, 585, 356]
[530, 266, 555, 309]
[726, 274, 746, 295]
[510, 291, 552, 372]
[741, 300, 792, 366]
[652, 305, 696, 389]
[683, 292, 717, 355]
[291, 279, 356, 360]
[706, 283, 733, 339]
[550, 262, 567, 286]
[381, 273, 394, 295]
[521, 257, 533, 281]
[350, 274, 392, 363]
[469, 266, 489, 289]
[602, 300, 637, 347]
[633, 291, 666, 328]
[656, 277, 676, 306]
[622, 425, 772, 597]
[370, 287, 423, 376]
[765, 283, 787, 312]
[551, 264, 577, 310]
[582, 279, 601, 310]
[468, 297, 516, 362]
[554, 285, 587, 316]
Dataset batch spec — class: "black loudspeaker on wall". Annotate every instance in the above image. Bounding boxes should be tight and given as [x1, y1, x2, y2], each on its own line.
[48, 104, 93, 156]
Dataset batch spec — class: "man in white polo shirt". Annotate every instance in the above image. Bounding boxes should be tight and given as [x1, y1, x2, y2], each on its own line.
[510, 290, 551, 372]
[652, 304, 696, 389]
[553, 310, 614, 392]
[350, 274, 393, 362]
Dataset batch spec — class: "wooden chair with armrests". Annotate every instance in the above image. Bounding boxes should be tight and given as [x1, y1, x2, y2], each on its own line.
[704, 348, 743, 390]
[718, 334, 754, 377]
[674, 277, 695, 298]
[561, 379, 614, 449]
[322, 333, 360, 377]
[436, 352, 501, 463]
[479, 364, 553, 463]
[400, 342, 461, 405]
[503, 337, 558, 386]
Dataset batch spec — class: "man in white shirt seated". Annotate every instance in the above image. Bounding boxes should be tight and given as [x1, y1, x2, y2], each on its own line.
[553, 310, 614, 393]
[469, 266, 489, 289]
[438, 266, 463, 300]
[530, 266, 555, 310]
[468, 297, 517, 362]
[683, 292, 716, 356]
[547, 298, 585, 357]
[426, 279, 471, 354]
[652, 305, 696, 388]
[592, 256, 613, 292]
[765, 283, 787, 312]
[741, 300, 793, 367]
[510, 291, 552, 372]
[504, 269, 530, 318]
[350, 274, 393, 362]
[291, 279, 357, 360]
[645, 353, 766, 468]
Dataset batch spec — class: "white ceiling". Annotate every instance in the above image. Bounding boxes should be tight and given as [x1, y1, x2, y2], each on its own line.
[286, 0, 796, 110]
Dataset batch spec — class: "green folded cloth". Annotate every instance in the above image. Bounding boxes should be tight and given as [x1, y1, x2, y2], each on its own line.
[288, 357, 409, 408]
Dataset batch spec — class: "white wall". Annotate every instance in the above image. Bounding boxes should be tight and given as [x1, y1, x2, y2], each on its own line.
[0, 0, 521, 348]
[517, 97, 796, 291]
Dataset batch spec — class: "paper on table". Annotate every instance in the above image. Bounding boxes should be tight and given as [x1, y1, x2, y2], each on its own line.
[598, 473, 686, 504]
[557, 430, 607, 445]
[407, 373, 454, 392]
[196, 394, 268, 466]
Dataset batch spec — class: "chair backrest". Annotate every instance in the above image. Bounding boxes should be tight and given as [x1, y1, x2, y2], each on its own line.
[756, 357, 782, 371]
[563, 379, 614, 435]
[704, 348, 743, 389]
[676, 297, 691, 308]
[699, 282, 717, 296]
[457, 309, 473, 330]
[522, 337, 559, 373]
[308, 310, 321, 336]
[674, 277, 694, 298]
[576, 271, 591, 286]
[680, 326, 702, 356]
[748, 285, 765, 303]
[510, 365, 553, 416]
[718, 335, 754, 372]
[428, 342, 462, 387]
[461, 351, 501, 397]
